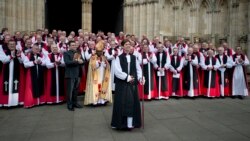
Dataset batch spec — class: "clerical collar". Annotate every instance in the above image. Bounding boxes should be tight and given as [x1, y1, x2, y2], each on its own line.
[69, 49, 77, 53]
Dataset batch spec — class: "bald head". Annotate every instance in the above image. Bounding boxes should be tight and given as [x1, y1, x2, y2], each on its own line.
[187, 47, 193, 55]
[222, 42, 228, 49]
[217, 47, 224, 55]
[193, 44, 199, 52]
[207, 49, 214, 57]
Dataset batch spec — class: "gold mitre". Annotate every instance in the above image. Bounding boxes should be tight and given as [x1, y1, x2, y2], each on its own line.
[95, 40, 105, 51]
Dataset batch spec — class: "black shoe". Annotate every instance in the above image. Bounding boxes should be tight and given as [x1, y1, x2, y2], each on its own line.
[67, 105, 74, 111]
[239, 96, 244, 100]
[74, 103, 83, 108]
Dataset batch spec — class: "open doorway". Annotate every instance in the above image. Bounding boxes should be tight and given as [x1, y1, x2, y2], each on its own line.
[45, 0, 82, 35]
[92, 0, 124, 35]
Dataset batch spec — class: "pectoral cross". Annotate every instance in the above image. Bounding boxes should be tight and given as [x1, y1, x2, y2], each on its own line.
[54, 55, 58, 62]
[14, 80, 19, 90]
[4, 81, 8, 92]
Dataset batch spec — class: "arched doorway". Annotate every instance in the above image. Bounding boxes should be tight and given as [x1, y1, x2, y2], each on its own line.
[92, 0, 124, 35]
[45, 0, 82, 34]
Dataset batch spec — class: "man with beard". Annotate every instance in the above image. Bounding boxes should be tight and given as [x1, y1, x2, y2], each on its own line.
[84, 40, 112, 105]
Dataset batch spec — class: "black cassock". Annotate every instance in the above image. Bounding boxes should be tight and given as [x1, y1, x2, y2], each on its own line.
[111, 53, 141, 129]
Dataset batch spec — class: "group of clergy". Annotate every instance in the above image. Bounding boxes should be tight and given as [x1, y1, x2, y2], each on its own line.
[0, 28, 249, 108]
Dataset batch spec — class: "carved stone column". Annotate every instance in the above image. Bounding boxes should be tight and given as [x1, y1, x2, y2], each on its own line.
[132, 2, 136, 34]
[82, 0, 92, 32]
[0, 0, 6, 29]
[228, 0, 239, 49]
[20, 0, 26, 31]
[35, 0, 45, 30]
[153, 0, 159, 38]
[123, 2, 128, 33]
[247, 1, 250, 72]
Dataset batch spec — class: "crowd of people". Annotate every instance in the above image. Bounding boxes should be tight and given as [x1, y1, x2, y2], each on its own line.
[0, 27, 249, 110]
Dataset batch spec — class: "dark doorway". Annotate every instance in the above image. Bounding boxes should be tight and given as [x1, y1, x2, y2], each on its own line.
[45, 0, 82, 35]
[92, 0, 124, 35]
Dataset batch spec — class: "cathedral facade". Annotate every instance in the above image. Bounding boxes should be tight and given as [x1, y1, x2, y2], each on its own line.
[0, 0, 249, 50]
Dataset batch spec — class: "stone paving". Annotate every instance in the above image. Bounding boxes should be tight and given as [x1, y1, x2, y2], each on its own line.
[0, 96, 250, 141]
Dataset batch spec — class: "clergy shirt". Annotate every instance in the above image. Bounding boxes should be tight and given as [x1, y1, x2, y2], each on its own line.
[219, 55, 223, 65]
[174, 55, 177, 65]
[114, 54, 142, 81]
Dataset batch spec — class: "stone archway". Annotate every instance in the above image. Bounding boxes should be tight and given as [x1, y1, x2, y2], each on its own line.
[81, 0, 92, 32]
[46, 0, 82, 34]
[81, 0, 124, 34]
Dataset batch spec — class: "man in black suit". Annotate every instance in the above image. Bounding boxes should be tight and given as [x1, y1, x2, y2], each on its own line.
[64, 41, 84, 111]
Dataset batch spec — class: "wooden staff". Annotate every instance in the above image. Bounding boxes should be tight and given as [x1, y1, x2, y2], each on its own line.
[141, 55, 145, 129]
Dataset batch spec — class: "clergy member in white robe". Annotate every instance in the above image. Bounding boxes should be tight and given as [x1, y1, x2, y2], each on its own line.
[183, 47, 199, 97]
[104, 40, 119, 92]
[215, 47, 233, 97]
[84, 40, 112, 105]
[0, 40, 25, 107]
[231, 46, 249, 98]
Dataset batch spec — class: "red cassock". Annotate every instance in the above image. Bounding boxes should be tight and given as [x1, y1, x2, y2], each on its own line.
[23, 54, 46, 108]
[169, 55, 184, 97]
[78, 47, 87, 94]
[154, 69, 170, 99]
[182, 54, 200, 97]
[193, 52, 204, 96]
[139, 52, 157, 100]
[169, 71, 183, 97]
[215, 54, 231, 97]
[201, 57, 220, 97]
[0, 50, 25, 106]
[45, 53, 65, 104]
[18, 65, 26, 104]
[78, 66, 87, 94]
[154, 52, 171, 99]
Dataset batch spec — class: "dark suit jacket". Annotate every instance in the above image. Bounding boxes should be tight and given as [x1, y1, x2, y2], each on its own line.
[63, 50, 84, 78]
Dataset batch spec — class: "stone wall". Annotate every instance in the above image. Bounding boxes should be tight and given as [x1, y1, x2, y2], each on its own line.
[0, 0, 249, 51]
[124, 0, 250, 49]
[0, 0, 45, 34]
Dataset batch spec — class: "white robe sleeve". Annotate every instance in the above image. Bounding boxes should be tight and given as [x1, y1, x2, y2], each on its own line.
[244, 55, 250, 66]
[84, 48, 92, 61]
[177, 57, 184, 72]
[199, 53, 205, 66]
[137, 53, 142, 64]
[104, 50, 115, 61]
[114, 57, 128, 80]
[46, 57, 55, 69]
[183, 59, 188, 66]
[191, 56, 198, 66]
[149, 44, 156, 53]
[142, 58, 148, 65]
[213, 59, 220, 70]
[0, 52, 11, 64]
[23, 56, 35, 68]
[41, 56, 47, 66]
[0, 45, 3, 54]
[149, 54, 157, 64]
[81, 49, 85, 61]
[226, 56, 233, 68]
[164, 53, 171, 70]
[17, 52, 25, 63]
[136, 58, 142, 81]
[42, 48, 49, 57]
[153, 57, 158, 69]
[229, 56, 237, 66]
[60, 56, 65, 67]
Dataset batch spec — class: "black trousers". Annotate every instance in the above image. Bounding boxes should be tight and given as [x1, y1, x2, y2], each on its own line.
[66, 78, 80, 107]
